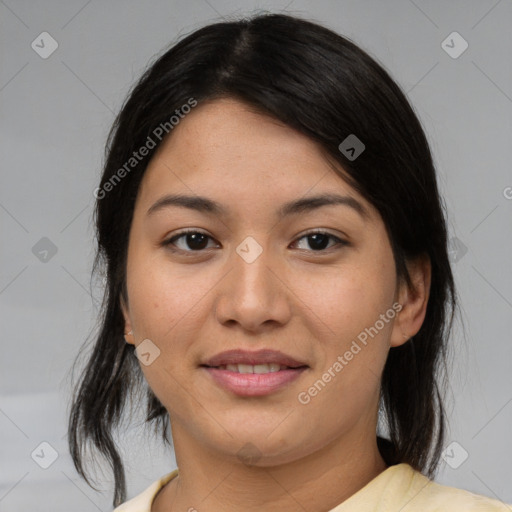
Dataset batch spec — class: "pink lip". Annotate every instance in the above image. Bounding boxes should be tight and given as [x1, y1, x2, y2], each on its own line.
[201, 349, 307, 368]
[202, 366, 307, 397]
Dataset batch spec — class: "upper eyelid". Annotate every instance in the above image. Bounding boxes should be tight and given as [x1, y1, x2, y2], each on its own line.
[165, 229, 347, 250]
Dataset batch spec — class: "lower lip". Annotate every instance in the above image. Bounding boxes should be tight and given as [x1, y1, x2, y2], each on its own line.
[201, 367, 307, 397]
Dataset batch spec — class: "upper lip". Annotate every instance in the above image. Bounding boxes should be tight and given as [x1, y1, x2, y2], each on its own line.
[201, 349, 308, 368]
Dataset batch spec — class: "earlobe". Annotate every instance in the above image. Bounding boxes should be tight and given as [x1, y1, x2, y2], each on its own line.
[120, 296, 135, 345]
[390, 254, 431, 348]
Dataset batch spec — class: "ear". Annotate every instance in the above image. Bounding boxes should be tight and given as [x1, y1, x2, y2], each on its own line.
[120, 295, 135, 345]
[390, 253, 431, 348]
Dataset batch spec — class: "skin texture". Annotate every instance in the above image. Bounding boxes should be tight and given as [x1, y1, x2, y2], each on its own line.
[121, 98, 431, 511]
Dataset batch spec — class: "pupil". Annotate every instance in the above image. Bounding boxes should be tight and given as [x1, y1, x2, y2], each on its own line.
[187, 233, 208, 250]
[309, 234, 329, 251]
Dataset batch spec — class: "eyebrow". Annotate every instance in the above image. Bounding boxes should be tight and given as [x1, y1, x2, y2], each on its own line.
[146, 193, 369, 220]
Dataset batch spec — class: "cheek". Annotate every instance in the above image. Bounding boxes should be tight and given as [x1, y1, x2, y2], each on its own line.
[125, 259, 199, 409]
[300, 242, 397, 377]
[306, 260, 395, 343]
[295, 269, 394, 429]
[124, 253, 219, 400]
[126, 253, 209, 338]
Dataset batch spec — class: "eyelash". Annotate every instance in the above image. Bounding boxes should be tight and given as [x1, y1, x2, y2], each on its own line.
[163, 229, 349, 256]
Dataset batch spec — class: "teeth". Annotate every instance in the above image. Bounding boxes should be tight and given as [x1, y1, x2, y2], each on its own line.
[238, 364, 254, 374]
[254, 363, 281, 374]
[218, 363, 286, 373]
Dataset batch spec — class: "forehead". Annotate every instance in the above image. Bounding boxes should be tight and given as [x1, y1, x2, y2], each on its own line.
[136, 98, 375, 221]
[152, 98, 330, 175]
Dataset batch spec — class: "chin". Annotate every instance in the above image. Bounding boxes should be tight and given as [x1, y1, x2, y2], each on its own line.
[209, 430, 310, 468]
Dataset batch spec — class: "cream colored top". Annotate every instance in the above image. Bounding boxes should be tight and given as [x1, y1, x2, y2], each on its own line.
[113, 463, 510, 511]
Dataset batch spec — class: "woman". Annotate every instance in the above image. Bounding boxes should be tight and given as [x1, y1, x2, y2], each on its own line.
[68, 12, 510, 511]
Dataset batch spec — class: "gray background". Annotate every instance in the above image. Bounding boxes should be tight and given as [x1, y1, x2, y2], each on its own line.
[1, 0, 511, 510]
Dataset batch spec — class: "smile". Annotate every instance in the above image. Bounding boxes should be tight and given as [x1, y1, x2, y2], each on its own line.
[201, 365, 308, 396]
[200, 348, 309, 396]
[208, 363, 296, 373]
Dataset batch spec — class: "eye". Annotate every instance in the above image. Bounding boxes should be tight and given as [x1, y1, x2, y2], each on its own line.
[163, 229, 348, 255]
[291, 230, 348, 252]
[164, 230, 219, 253]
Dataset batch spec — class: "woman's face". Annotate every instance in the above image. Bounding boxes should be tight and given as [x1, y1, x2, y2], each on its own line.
[121, 98, 427, 467]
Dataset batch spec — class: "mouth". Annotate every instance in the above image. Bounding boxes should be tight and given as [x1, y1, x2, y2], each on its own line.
[201, 348, 308, 369]
[200, 349, 309, 396]
[201, 363, 307, 373]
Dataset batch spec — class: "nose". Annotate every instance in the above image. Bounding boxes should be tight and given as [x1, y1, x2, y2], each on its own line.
[213, 237, 292, 333]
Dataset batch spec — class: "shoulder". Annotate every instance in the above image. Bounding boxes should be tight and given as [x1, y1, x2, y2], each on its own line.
[400, 465, 511, 511]
[113, 470, 179, 512]
[333, 463, 511, 511]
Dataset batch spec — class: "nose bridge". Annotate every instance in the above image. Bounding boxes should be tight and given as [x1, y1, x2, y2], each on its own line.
[214, 235, 290, 329]
[232, 235, 275, 303]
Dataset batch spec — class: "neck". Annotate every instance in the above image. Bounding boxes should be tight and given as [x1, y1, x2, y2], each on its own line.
[153, 424, 389, 512]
